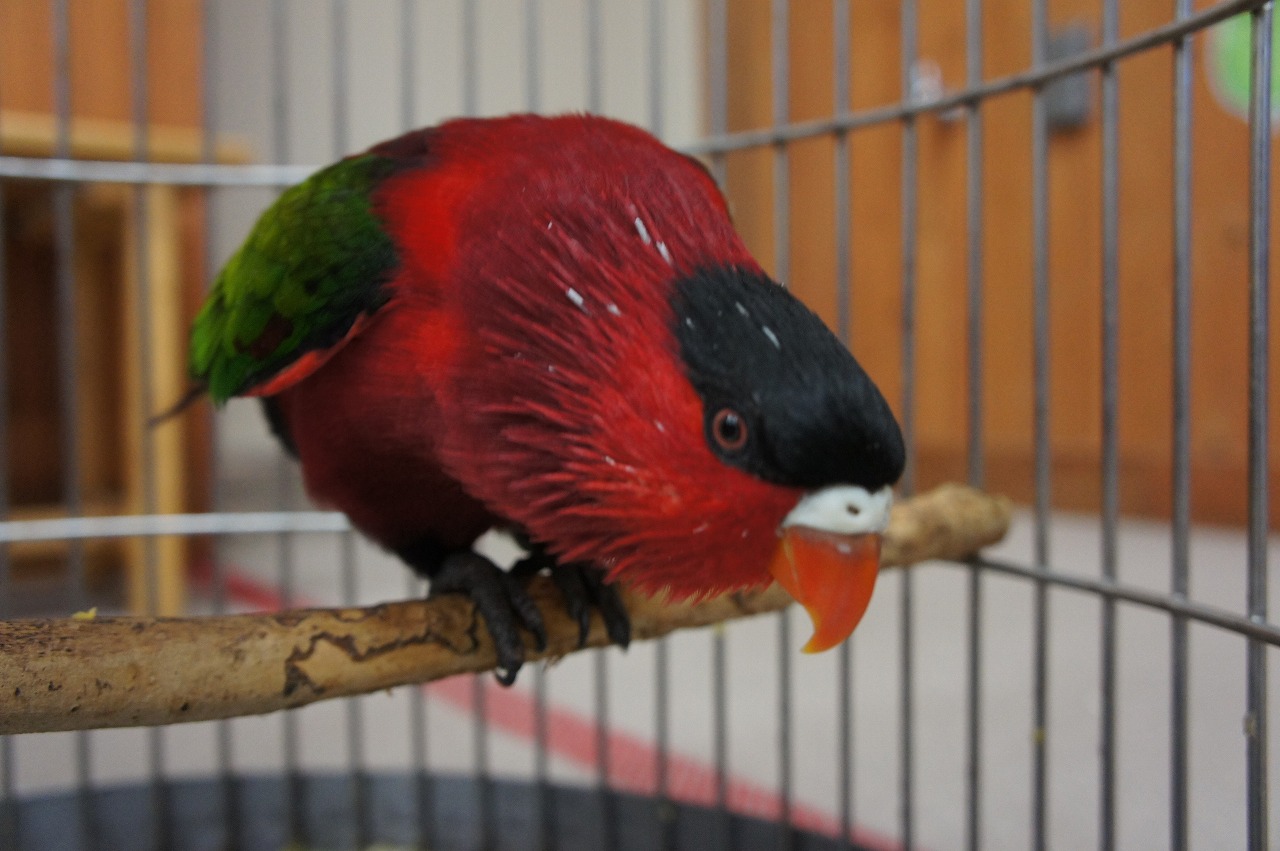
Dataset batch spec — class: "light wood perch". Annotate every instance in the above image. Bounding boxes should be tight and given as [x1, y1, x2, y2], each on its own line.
[0, 483, 1010, 735]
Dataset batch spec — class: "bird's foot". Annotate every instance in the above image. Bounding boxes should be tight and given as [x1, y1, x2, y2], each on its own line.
[414, 540, 631, 686]
[428, 551, 548, 686]
[511, 547, 632, 651]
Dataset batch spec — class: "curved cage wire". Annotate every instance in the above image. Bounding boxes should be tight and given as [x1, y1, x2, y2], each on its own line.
[0, 0, 1277, 849]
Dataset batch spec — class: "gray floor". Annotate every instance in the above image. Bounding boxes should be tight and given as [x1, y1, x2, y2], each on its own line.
[5, 402, 1279, 849]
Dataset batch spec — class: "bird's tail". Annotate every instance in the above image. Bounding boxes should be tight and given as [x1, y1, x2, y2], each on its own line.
[148, 384, 207, 427]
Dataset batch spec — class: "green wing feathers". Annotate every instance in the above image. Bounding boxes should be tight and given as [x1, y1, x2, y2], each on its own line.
[190, 154, 400, 403]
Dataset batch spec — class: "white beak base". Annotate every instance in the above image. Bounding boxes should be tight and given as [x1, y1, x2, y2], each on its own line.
[780, 484, 893, 536]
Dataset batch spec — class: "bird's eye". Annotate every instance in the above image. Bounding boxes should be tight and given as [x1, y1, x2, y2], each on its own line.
[712, 408, 748, 452]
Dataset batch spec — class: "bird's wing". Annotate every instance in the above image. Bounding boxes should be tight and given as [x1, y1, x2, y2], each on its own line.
[189, 154, 401, 403]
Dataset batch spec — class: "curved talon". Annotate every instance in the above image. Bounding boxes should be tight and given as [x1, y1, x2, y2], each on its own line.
[422, 543, 632, 685]
[429, 552, 544, 685]
[549, 565, 592, 647]
[514, 544, 632, 651]
[500, 569, 548, 652]
[582, 569, 631, 649]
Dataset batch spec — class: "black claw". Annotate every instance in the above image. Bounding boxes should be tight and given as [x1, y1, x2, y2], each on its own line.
[417, 540, 632, 685]
[502, 570, 548, 651]
[429, 552, 537, 685]
[582, 569, 632, 649]
[518, 545, 628, 650]
[548, 565, 591, 647]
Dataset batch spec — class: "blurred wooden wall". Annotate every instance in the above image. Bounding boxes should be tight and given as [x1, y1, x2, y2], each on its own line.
[720, 0, 1279, 527]
[0, 0, 203, 127]
[0, 0, 212, 612]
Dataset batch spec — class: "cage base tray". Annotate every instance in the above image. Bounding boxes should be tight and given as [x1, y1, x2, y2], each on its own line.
[11, 772, 881, 850]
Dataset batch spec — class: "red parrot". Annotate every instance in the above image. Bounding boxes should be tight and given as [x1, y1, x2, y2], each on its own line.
[186, 114, 905, 683]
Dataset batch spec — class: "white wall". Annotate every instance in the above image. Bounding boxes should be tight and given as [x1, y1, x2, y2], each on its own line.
[210, 0, 703, 171]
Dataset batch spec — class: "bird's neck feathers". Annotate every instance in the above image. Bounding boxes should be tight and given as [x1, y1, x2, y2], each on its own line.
[441, 195, 798, 597]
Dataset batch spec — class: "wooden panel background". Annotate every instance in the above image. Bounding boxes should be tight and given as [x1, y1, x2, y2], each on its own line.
[0, 0, 203, 128]
[722, 0, 1280, 527]
[0, 0, 210, 609]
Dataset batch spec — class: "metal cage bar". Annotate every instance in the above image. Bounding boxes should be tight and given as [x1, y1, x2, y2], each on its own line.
[0, 31, 13, 851]
[963, 0, 986, 846]
[1246, 5, 1273, 850]
[1029, 1, 1052, 846]
[898, 2, 920, 849]
[199, 2, 243, 844]
[397, 8, 434, 848]
[1170, 1, 1195, 848]
[832, 5, 855, 849]
[125, 2, 172, 846]
[1099, 1, 1121, 848]
[48, 2, 96, 848]
[768, 2, 794, 848]
[705, 4, 732, 848]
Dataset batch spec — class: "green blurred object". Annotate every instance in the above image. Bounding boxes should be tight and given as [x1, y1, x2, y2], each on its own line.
[1207, 12, 1280, 123]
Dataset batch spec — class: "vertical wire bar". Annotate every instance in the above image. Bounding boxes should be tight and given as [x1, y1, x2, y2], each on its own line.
[1169, 0, 1193, 848]
[1099, 0, 1121, 848]
[0, 53, 16, 851]
[475, 679, 494, 851]
[407, 558, 432, 851]
[521, 5, 556, 848]
[1245, 6, 1272, 850]
[833, 0, 852, 347]
[0, 167, 11, 851]
[649, 0, 665, 135]
[456, 1, 492, 837]
[398, 4, 434, 847]
[595, 648, 616, 851]
[399, 2, 416, 150]
[964, 1, 985, 848]
[128, 0, 158, 611]
[127, 3, 172, 847]
[267, 1, 304, 843]
[585, 2, 617, 846]
[655, 614, 671, 848]
[456, 3, 490, 842]
[582, 4, 617, 848]
[585, 0, 603, 113]
[833, 1, 854, 848]
[51, 4, 94, 847]
[706, 2, 731, 846]
[327, 5, 369, 845]
[964, 0, 985, 493]
[525, 0, 540, 110]
[199, 3, 242, 845]
[331, 1, 348, 154]
[269, 0, 291, 176]
[457, 6, 492, 846]
[899, 1, 919, 847]
[595, 651, 615, 851]
[340, 533, 368, 846]
[646, 2, 677, 848]
[461, 0, 478, 115]
[1030, 1, 1051, 847]
[770, 1, 793, 846]
[534, 669, 552, 851]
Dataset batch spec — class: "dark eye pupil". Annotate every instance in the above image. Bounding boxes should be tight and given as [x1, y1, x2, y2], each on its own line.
[712, 408, 747, 451]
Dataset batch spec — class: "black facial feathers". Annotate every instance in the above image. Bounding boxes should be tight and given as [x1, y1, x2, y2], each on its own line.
[672, 266, 905, 491]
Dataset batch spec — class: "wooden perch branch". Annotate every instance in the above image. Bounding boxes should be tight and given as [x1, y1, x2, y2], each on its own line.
[0, 483, 1010, 735]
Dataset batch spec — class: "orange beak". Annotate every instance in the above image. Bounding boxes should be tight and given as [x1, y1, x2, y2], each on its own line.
[767, 526, 883, 653]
